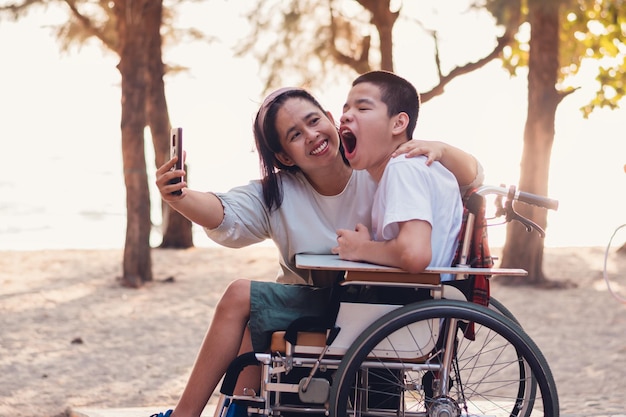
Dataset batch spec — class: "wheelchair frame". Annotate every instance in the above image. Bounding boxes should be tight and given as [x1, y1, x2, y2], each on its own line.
[213, 185, 560, 417]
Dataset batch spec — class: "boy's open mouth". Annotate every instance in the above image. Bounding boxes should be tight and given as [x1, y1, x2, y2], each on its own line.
[340, 128, 357, 155]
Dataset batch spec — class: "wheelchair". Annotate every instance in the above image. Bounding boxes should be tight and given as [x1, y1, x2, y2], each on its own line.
[214, 185, 560, 417]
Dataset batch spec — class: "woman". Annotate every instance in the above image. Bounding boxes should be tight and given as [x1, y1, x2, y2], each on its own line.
[152, 87, 482, 417]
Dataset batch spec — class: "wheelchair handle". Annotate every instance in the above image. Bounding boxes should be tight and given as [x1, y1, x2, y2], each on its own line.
[475, 185, 559, 211]
[517, 190, 559, 211]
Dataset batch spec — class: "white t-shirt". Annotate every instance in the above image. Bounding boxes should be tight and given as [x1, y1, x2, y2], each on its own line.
[205, 170, 376, 286]
[372, 155, 463, 271]
[207, 158, 477, 285]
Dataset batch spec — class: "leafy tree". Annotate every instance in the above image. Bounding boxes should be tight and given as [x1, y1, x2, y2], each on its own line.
[484, 0, 626, 285]
[0, 0, 196, 287]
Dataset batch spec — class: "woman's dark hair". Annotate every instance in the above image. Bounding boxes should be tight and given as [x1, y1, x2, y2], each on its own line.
[253, 88, 348, 211]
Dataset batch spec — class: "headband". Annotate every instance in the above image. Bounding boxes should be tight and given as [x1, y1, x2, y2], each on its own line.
[256, 87, 307, 136]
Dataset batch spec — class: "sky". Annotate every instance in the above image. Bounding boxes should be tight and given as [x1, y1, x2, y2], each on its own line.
[1, 1, 625, 250]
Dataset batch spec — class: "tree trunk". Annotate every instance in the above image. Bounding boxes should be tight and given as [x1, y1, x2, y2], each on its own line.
[142, 0, 194, 248]
[500, 0, 561, 286]
[115, 0, 153, 287]
[362, 0, 398, 72]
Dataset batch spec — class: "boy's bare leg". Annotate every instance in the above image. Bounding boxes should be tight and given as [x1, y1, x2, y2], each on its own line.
[172, 279, 252, 417]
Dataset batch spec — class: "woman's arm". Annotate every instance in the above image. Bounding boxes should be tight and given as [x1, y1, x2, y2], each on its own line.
[393, 140, 483, 189]
[155, 156, 225, 229]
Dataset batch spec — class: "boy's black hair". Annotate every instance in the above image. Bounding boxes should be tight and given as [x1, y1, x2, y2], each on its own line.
[351, 71, 420, 139]
[253, 88, 348, 211]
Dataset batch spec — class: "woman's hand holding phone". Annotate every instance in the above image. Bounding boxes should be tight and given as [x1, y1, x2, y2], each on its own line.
[156, 127, 186, 201]
[168, 127, 184, 195]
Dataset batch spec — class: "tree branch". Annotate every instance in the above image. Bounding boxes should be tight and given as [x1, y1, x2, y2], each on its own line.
[328, 4, 371, 74]
[63, 0, 117, 52]
[420, 29, 513, 102]
[556, 86, 579, 105]
[432, 31, 443, 79]
[0, 0, 41, 19]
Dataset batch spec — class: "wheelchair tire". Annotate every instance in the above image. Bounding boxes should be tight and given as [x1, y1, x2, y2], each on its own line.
[488, 296, 538, 417]
[329, 299, 559, 417]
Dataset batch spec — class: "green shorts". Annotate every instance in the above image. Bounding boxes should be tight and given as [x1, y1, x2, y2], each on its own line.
[248, 281, 430, 352]
[249, 281, 332, 352]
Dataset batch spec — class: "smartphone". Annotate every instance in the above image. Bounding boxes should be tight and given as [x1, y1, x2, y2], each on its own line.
[169, 127, 183, 195]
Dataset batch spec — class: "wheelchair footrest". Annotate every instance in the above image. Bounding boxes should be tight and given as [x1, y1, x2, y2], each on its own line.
[298, 378, 330, 404]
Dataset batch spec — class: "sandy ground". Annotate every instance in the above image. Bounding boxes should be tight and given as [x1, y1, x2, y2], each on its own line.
[1, 245, 625, 417]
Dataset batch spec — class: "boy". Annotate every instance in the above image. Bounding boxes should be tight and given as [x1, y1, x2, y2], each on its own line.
[332, 71, 463, 274]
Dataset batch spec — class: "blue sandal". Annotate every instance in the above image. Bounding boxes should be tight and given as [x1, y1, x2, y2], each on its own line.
[150, 410, 172, 417]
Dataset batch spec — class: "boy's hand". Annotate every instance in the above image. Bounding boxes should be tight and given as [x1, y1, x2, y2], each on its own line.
[392, 140, 445, 166]
[156, 154, 187, 202]
[332, 223, 372, 261]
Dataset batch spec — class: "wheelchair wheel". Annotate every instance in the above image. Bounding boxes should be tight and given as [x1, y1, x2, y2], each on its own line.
[488, 297, 538, 417]
[329, 299, 558, 417]
[489, 296, 519, 324]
